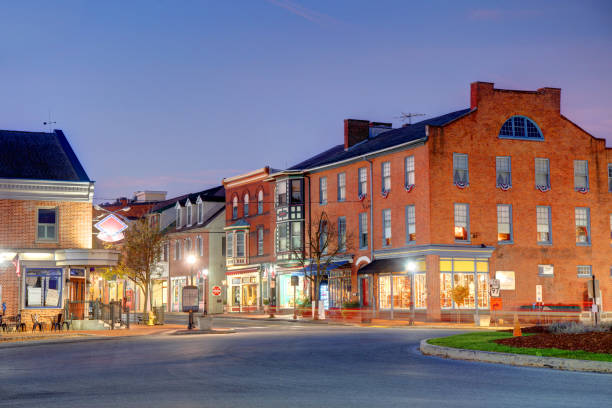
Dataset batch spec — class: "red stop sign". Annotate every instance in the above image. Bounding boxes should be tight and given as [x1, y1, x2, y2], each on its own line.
[212, 286, 222, 296]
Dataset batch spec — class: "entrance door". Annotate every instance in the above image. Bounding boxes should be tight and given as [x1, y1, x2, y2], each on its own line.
[359, 276, 372, 307]
[69, 278, 85, 319]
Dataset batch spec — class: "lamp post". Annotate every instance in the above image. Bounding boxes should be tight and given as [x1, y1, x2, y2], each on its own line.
[406, 261, 417, 326]
[186, 255, 196, 329]
[202, 268, 209, 316]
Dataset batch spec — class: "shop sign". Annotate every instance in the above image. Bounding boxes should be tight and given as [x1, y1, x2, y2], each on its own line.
[95, 214, 128, 242]
[495, 271, 515, 290]
[212, 286, 222, 296]
[182, 286, 199, 312]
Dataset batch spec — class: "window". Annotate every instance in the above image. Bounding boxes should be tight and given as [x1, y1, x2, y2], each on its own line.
[185, 238, 192, 254]
[338, 217, 346, 251]
[499, 116, 543, 140]
[232, 196, 238, 219]
[37, 208, 57, 241]
[25, 268, 62, 308]
[575, 207, 590, 245]
[358, 167, 367, 197]
[497, 204, 513, 243]
[574, 160, 589, 191]
[439, 258, 489, 309]
[577, 265, 592, 277]
[382, 162, 391, 192]
[382, 209, 391, 246]
[244, 194, 249, 217]
[453, 153, 469, 187]
[186, 204, 192, 226]
[609, 164, 612, 192]
[291, 222, 302, 250]
[359, 213, 368, 249]
[197, 202, 203, 224]
[226, 233, 233, 257]
[535, 158, 550, 190]
[538, 264, 554, 276]
[163, 243, 169, 262]
[610, 214, 612, 245]
[257, 189, 264, 214]
[319, 177, 327, 204]
[319, 220, 328, 253]
[277, 181, 287, 206]
[176, 206, 182, 228]
[405, 205, 415, 243]
[236, 231, 245, 257]
[405, 156, 415, 187]
[175, 240, 182, 260]
[257, 228, 264, 256]
[536, 206, 552, 244]
[454, 204, 469, 241]
[496, 156, 512, 189]
[337, 173, 346, 202]
[290, 179, 302, 204]
[197, 236, 203, 256]
[278, 224, 288, 252]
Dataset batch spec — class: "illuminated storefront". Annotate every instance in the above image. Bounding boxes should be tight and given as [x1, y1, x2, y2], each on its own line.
[439, 258, 489, 309]
[227, 271, 259, 312]
[278, 273, 304, 308]
[328, 269, 351, 308]
[377, 259, 427, 311]
[171, 277, 187, 312]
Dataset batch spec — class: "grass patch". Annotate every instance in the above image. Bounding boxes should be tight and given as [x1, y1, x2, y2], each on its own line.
[428, 332, 612, 362]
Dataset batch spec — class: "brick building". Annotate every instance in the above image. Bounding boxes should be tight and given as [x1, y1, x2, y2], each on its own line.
[0, 129, 119, 327]
[222, 167, 277, 312]
[149, 185, 226, 313]
[231, 82, 611, 322]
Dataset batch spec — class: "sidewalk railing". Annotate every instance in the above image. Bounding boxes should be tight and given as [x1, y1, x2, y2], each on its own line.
[64, 300, 130, 329]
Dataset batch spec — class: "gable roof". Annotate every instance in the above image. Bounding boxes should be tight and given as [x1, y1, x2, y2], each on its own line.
[0, 129, 90, 182]
[151, 185, 225, 213]
[288, 109, 472, 170]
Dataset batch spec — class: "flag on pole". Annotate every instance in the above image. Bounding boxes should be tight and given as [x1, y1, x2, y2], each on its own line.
[11, 254, 20, 277]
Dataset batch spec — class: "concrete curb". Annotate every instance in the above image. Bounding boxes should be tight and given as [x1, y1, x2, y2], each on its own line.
[420, 339, 612, 373]
[0, 335, 115, 349]
[171, 329, 236, 335]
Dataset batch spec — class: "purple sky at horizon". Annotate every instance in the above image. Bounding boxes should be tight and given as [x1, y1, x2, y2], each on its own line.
[2, 0, 611, 202]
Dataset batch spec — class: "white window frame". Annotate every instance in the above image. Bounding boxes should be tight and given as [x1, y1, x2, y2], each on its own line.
[337, 173, 346, 202]
[319, 177, 327, 205]
[453, 153, 469, 186]
[257, 189, 264, 214]
[496, 156, 512, 189]
[574, 160, 589, 191]
[244, 193, 249, 217]
[575, 207, 590, 246]
[536, 206, 552, 245]
[535, 158, 550, 190]
[382, 209, 391, 246]
[454, 203, 469, 242]
[405, 155, 415, 187]
[36, 207, 58, 242]
[405, 205, 415, 243]
[257, 227, 264, 256]
[358, 167, 367, 197]
[497, 204, 513, 244]
[382, 162, 391, 192]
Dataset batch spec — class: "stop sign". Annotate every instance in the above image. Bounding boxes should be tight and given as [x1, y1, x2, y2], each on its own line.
[212, 286, 222, 296]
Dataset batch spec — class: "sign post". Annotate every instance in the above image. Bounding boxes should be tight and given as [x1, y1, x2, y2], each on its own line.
[489, 279, 501, 326]
[182, 286, 199, 330]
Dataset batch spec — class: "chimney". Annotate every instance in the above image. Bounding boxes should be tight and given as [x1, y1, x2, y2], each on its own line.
[118, 198, 129, 206]
[470, 81, 495, 109]
[344, 119, 370, 149]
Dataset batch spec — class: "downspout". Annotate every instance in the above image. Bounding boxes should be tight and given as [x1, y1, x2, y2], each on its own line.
[365, 156, 375, 316]
[305, 174, 312, 301]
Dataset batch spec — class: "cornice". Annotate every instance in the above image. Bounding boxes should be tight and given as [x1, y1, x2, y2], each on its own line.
[0, 178, 94, 203]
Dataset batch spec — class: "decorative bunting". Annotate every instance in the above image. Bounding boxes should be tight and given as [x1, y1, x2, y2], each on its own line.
[536, 184, 550, 192]
[575, 187, 589, 194]
[381, 189, 389, 198]
[497, 183, 511, 191]
[405, 184, 415, 193]
[358, 193, 367, 201]
[454, 181, 468, 189]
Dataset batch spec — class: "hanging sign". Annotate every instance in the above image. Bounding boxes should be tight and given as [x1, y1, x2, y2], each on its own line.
[95, 214, 128, 242]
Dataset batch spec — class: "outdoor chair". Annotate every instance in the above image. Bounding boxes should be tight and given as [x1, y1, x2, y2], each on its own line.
[53, 313, 70, 331]
[31, 314, 44, 332]
[16, 314, 26, 332]
[0, 315, 6, 332]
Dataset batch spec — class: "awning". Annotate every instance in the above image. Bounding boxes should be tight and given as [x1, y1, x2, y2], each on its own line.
[226, 267, 260, 276]
[295, 260, 349, 275]
[357, 258, 409, 275]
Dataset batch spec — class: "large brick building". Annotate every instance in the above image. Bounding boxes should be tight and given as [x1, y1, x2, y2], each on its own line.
[226, 82, 611, 322]
[0, 129, 119, 327]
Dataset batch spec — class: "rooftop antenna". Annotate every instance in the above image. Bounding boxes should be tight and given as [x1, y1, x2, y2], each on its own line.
[43, 110, 56, 133]
[397, 112, 426, 125]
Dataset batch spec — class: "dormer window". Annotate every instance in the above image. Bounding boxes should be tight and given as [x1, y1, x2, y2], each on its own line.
[499, 116, 543, 140]
[176, 205, 182, 228]
[186, 202, 192, 226]
[197, 201, 204, 224]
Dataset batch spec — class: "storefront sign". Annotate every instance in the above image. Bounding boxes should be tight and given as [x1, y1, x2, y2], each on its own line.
[212, 286, 222, 296]
[495, 271, 515, 290]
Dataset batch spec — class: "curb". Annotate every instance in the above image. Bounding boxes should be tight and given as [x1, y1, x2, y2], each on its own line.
[171, 329, 236, 335]
[419, 339, 612, 373]
[0, 335, 116, 349]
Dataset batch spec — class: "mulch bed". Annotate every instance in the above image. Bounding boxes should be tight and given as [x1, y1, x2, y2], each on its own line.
[494, 332, 612, 354]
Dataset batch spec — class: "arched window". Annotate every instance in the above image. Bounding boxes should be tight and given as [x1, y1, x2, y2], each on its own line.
[499, 116, 543, 140]
[257, 189, 264, 214]
[232, 196, 238, 219]
[244, 193, 249, 217]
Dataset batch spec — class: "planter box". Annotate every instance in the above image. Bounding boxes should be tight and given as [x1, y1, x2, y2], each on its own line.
[196, 316, 212, 330]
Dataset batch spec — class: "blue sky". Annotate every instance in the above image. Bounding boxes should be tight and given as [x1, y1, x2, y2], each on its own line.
[2, 0, 611, 201]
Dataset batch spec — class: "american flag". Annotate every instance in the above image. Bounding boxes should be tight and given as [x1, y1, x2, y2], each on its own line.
[11, 254, 20, 277]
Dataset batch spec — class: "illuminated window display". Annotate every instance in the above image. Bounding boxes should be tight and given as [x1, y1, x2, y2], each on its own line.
[377, 259, 426, 310]
[439, 258, 489, 309]
[279, 274, 304, 308]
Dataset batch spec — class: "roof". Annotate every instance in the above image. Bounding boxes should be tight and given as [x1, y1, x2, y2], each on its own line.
[0, 129, 90, 182]
[151, 185, 225, 213]
[288, 109, 472, 170]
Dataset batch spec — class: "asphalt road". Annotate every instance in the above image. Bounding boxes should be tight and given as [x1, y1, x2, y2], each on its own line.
[0, 317, 610, 408]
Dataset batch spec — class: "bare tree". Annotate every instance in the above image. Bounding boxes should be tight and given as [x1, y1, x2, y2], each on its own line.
[292, 210, 353, 319]
[114, 218, 164, 313]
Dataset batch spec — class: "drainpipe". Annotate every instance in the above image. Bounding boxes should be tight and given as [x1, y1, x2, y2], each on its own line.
[365, 156, 375, 316]
[305, 174, 312, 301]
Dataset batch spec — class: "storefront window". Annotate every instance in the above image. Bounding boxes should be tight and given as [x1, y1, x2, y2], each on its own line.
[329, 269, 351, 308]
[379, 275, 391, 309]
[414, 274, 427, 308]
[439, 258, 489, 309]
[393, 276, 411, 309]
[25, 268, 62, 308]
[279, 274, 304, 308]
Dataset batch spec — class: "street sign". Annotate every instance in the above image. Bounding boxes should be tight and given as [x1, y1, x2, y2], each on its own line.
[182, 286, 199, 312]
[212, 286, 222, 296]
[490, 297, 502, 311]
[291, 275, 299, 286]
[489, 279, 501, 297]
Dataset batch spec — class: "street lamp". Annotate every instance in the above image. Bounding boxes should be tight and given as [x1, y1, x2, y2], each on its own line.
[406, 261, 417, 326]
[202, 268, 209, 316]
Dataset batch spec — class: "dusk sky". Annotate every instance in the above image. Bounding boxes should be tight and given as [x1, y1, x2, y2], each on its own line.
[2, 0, 611, 202]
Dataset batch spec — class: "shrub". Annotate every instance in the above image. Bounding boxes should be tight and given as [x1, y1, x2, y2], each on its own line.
[548, 321, 612, 334]
[342, 300, 360, 309]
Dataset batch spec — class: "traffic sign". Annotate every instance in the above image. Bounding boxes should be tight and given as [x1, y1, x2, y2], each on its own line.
[490, 297, 502, 311]
[212, 286, 222, 296]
